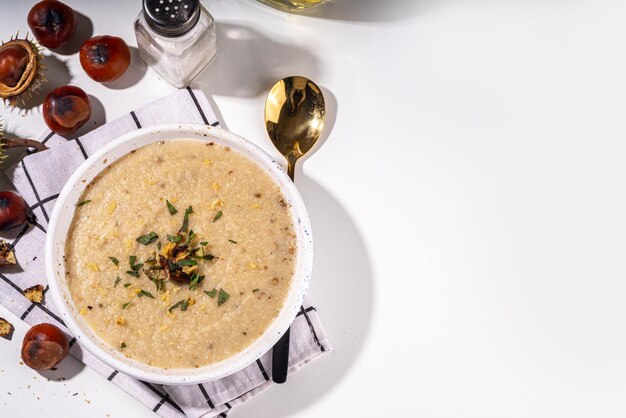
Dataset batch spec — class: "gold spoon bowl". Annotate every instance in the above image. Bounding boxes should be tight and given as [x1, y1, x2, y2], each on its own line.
[265, 76, 325, 180]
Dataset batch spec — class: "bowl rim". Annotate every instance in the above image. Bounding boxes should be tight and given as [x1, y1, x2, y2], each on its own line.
[45, 123, 313, 384]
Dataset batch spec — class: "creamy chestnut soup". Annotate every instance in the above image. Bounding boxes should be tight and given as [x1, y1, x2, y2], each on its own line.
[65, 140, 296, 369]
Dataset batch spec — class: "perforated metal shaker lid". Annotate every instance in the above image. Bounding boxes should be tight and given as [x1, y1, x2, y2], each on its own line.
[143, 0, 200, 37]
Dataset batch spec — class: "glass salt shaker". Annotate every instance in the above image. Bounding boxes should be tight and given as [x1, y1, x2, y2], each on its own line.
[134, 0, 216, 88]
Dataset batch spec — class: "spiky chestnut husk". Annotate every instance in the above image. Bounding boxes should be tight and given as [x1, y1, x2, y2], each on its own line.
[0, 120, 47, 162]
[0, 34, 45, 106]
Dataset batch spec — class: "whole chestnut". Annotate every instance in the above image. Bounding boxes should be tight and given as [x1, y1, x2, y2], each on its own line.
[27, 0, 77, 49]
[80, 36, 130, 82]
[21, 323, 69, 371]
[43, 85, 91, 136]
[0, 191, 27, 232]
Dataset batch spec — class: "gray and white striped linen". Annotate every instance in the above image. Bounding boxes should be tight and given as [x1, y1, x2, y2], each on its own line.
[0, 88, 331, 418]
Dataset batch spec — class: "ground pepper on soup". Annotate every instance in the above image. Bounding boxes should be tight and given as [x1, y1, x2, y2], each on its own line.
[65, 140, 296, 369]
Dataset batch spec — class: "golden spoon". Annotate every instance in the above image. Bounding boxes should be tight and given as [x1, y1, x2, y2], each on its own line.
[264, 76, 325, 383]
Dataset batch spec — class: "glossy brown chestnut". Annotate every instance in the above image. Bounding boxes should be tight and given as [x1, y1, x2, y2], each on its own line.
[27, 0, 77, 49]
[0, 38, 44, 106]
[43, 85, 91, 136]
[0, 44, 29, 88]
[80, 36, 130, 82]
[21, 323, 69, 371]
[0, 191, 27, 232]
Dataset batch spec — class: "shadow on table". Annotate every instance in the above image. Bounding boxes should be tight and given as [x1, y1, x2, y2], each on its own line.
[235, 174, 375, 418]
[37, 354, 85, 382]
[54, 11, 94, 56]
[13, 54, 73, 112]
[192, 22, 319, 99]
[105, 47, 148, 90]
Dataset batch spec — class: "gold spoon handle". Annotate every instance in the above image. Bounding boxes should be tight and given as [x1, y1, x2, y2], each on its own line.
[286, 155, 297, 181]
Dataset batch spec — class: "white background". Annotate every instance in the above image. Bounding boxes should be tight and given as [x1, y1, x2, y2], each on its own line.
[2, 0, 626, 417]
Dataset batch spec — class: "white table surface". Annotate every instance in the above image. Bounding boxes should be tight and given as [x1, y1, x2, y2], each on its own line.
[3, 0, 626, 416]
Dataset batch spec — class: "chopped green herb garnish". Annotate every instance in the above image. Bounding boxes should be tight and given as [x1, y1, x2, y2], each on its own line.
[169, 298, 190, 313]
[204, 288, 217, 298]
[149, 276, 165, 292]
[129, 256, 143, 271]
[178, 259, 198, 266]
[189, 273, 205, 290]
[144, 256, 156, 264]
[198, 254, 215, 261]
[212, 210, 223, 223]
[120, 342, 127, 349]
[136, 232, 158, 245]
[179, 206, 193, 233]
[167, 234, 183, 243]
[109, 256, 119, 266]
[138, 290, 155, 299]
[114, 277, 121, 287]
[185, 230, 196, 245]
[200, 241, 208, 246]
[218, 289, 230, 306]
[228, 239, 237, 244]
[157, 241, 162, 250]
[122, 300, 132, 309]
[76, 200, 91, 207]
[126, 270, 140, 278]
[168, 300, 184, 312]
[166, 200, 178, 215]
[123, 283, 131, 288]
[252, 288, 259, 293]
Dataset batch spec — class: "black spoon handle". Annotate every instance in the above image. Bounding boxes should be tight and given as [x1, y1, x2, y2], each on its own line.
[272, 327, 290, 383]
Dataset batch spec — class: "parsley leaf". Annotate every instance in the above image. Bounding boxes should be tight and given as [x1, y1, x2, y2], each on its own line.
[204, 288, 217, 298]
[109, 256, 119, 266]
[179, 206, 193, 233]
[138, 290, 155, 299]
[212, 210, 223, 223]
[169, 299, 190, 313]
[185, 230, 196, 245]
[228, 239, 237, 244]
[76, 200, 91, 207]
[120, 342, 127, 349]
[218, 289, 230, 306]
[126, 270, 140, 278]
[136, 232, 158, 245]
[166, 200, 178, 215]
[122, 300, 132, 309]
[167, 234, 183, 243]
[149, 276, 165, 292]
[189, 273, 205, 290]
[114, 277, 121, 288]
[129, 256, 143, 271]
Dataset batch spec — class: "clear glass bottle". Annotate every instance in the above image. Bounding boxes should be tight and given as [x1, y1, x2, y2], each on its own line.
[256, 0, 325, 13]
[134, 0, 216, 88]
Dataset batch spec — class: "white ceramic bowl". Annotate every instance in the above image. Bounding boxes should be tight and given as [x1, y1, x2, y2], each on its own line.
[46, 123, 313, 385]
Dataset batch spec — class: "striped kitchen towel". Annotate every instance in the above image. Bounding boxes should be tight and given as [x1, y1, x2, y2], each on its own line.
[0, 87, 331, 418]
